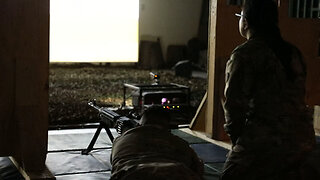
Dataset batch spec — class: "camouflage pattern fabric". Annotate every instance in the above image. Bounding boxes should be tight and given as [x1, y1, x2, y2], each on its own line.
[221, 37, 316, 180]
[110, 125, 204, 180]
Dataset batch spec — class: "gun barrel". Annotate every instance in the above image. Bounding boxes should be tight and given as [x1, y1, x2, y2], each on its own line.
[100, 107, 121, 120]
[88, 101, 100, 111]
[87, 100, 139, 135]
[88, 101, 121, 123]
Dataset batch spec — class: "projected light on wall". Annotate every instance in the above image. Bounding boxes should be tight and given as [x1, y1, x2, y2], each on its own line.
[50, 0, 139, 62]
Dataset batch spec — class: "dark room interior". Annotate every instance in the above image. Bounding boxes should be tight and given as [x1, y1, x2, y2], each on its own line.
[0, 0, 319, 179]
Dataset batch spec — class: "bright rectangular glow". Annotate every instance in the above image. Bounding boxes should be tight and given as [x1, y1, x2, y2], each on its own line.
[50, 0, 139, 62]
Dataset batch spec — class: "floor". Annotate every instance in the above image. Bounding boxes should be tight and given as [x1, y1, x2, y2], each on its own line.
[0, 128, 229, 180]
[46, 128, 228, 180]
[1, 129, 320, 179]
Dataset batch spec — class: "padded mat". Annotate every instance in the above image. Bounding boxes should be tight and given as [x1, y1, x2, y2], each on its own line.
[47, 128, 115, 178]
[46, 150, 112, 176]
[0, 157, 24, 180]
[203, 164, 221, 180]
[48, 128, 118, 152]
[190, 143, 228, 163]
[171, 129, 208, 144]
[205, 162, 224, 173]
[89, 149, 113, 168]
[46, 128, 229, 179]
[56, 172, 111, 180]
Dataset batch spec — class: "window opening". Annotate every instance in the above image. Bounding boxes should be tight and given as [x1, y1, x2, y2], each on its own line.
[50, 0, 139, 63]
[289, 0, 320, 18]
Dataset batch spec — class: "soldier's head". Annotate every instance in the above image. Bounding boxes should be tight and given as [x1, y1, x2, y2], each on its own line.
[238, 0, 279, 39]
[140, 106, 171, 130]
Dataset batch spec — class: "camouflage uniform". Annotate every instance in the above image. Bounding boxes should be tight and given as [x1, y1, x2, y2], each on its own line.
[110, 125, 204, 180]
[221, 37, 316, 180]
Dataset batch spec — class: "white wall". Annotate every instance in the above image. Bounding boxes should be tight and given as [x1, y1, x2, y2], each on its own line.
[139, 0, 203, 60]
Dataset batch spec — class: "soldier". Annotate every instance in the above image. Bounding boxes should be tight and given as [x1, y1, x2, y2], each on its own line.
[110, 106, 204, 180]
[221, 0, 316, 179]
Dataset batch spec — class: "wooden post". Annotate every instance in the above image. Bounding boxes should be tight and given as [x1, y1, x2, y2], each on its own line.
[203, 0, 232, 140]
[0, 0, 53, 178]
[205, 0, 218, 137]
[192, 1, 242, 141]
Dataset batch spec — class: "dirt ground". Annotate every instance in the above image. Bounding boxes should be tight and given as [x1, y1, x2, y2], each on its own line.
[49, 64, 207, 127]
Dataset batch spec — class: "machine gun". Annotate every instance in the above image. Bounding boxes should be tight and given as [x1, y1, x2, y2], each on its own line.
[82, 72, 193, 155]
[81, 100, 139, 155]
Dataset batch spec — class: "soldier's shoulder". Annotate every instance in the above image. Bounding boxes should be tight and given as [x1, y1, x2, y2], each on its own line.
[233, 38, 267, 54]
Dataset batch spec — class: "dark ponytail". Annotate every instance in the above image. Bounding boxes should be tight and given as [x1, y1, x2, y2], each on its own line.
[242, 0, 298, 81]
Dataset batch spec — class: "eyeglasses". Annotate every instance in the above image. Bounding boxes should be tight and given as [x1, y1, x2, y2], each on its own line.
[235, 13, 243, 17]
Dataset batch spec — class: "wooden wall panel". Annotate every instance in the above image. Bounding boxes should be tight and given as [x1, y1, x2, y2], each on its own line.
[0, 55, 17, 155]
[0, 0, 49, 172]
[278, 0, 320, 106]
[0, 0, 20, 157]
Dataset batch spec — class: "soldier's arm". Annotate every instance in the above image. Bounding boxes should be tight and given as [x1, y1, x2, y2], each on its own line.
[223, 50, 253, 145]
